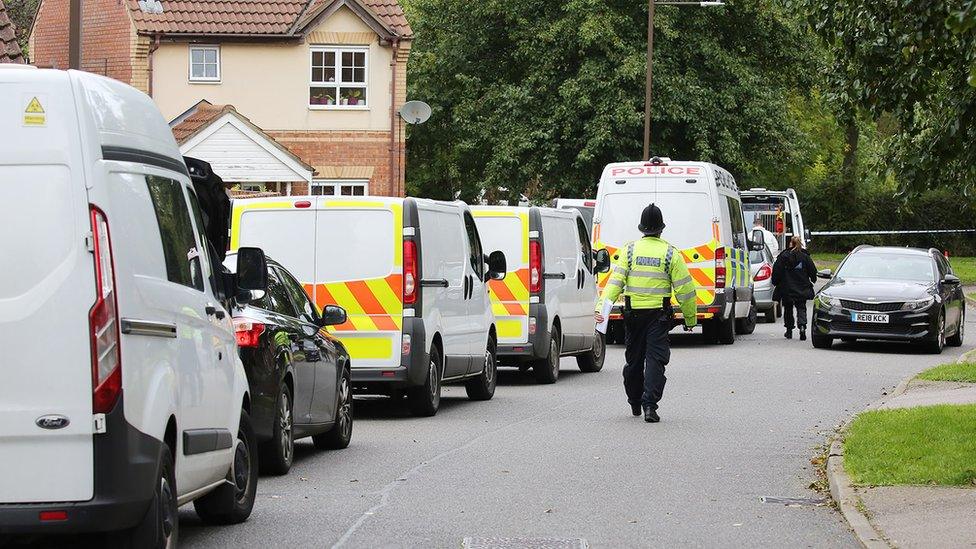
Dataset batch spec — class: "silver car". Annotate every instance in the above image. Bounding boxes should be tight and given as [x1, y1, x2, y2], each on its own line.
[750, 243, 779, 323]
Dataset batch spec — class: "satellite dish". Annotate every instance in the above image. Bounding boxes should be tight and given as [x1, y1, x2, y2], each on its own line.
[399, 101, 432, 125]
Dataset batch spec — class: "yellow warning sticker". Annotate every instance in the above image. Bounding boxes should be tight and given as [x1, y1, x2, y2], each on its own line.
[24, 96, 46, 126]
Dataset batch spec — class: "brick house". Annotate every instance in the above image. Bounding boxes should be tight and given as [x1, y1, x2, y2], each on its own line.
[1, 0, 25, 63]
[30, 0, 412, 197]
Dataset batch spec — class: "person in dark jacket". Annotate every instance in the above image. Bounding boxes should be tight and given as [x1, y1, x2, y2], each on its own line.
[772, 236, 818, 340]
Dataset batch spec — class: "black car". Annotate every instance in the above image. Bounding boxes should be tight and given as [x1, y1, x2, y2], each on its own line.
[812, 246, 965, 353]
[226, 254, 353, 475]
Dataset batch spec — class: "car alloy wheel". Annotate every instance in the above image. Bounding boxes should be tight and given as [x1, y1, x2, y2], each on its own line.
[336, 373, 352, 441]
[278, 391, 293, 468]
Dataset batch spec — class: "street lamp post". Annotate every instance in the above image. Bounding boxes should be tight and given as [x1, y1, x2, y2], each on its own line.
[643, 1, 725, 161]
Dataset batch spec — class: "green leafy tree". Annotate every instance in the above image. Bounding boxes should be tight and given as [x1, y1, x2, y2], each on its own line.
[405, 0, 822, 203]
[4, 0, 38, 57]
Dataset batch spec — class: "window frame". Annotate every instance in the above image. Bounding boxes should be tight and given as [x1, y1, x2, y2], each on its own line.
[310, 179, 369, 197]
[145, 175, 207, 292]
[188, 45, 221, 83]
[308, 45, 369, 110]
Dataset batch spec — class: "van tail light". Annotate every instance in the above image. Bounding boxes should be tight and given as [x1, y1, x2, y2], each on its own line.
[403, 239, 418, 305]
[754, 263, 772, 282]
[529, 240, 542, 294]
[715, 247, 727, 289]
[234, 319, 265, 348]
[89, 207, 122, 415]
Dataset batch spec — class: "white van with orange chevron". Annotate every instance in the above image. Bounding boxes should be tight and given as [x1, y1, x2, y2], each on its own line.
[593, 157, 757, 344]
[231, 196, 508, 416]
[471, 206, 606, 384]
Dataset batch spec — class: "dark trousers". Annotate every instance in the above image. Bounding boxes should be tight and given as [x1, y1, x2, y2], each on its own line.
[622, 308, 671, 411]
[782, 299, 808, 330]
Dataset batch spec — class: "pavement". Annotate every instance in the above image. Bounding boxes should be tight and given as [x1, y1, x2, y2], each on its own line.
[178, 315, 975, 548]
[829, 348, 976, 548]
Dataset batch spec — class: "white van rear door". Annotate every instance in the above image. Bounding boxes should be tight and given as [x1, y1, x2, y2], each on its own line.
[472, 210, 529, 345]
[0, 93, 96, 501]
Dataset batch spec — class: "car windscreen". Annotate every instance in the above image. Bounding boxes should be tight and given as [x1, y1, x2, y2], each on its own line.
[599, 192, 712, 249]
[836, 253, 936, 283]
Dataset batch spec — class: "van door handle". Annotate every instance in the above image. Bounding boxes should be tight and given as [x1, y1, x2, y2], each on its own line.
[205, 304, 226, 320]
[421, 279, 449, 288]
[544, 272, 566, 280]
[464, 275, 471, 299]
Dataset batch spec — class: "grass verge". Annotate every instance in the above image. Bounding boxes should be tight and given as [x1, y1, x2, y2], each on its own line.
[844, 404, 976, 486]
[811, 252, 846, 274]
[917, 362, 976, 383]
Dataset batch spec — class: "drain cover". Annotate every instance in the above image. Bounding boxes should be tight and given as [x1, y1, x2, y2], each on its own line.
[462, 538, 589, 549]
[760, 496, 828, 506]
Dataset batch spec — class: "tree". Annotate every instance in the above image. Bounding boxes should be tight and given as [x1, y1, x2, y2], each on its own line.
[4, 0, 38, 57]
[405, 0, 821, 203]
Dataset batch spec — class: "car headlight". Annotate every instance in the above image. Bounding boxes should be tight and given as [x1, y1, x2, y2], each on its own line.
[816, 294, 840, 310]
[902, 296, 935, 311]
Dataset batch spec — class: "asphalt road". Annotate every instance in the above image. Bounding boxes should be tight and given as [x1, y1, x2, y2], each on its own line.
[181, 314, 975, 548]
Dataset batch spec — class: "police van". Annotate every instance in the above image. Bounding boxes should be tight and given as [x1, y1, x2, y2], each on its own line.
[471, 206, 608, 384]
[0, 67, 265, 544]
[232, 197, 507, 416]
[593, 158, 757, 344]
[553, 198, 596, 233]
[740, 188, 810, 251]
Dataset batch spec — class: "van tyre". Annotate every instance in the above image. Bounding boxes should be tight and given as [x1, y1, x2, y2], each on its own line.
[260, 384, 293, 475]
[314, 367, 353, 449]
[534, 328, 561, 384]
[577, 331, 605, 373]
[121, 442, 177, 548]
[193, 411, 257, 525]
[763, 309, 776, 324]
[736, 300, 757, 335]
[408, 345, 442, 417]
[465, 336, 497, 400]
[716, 315, 735, 345]
[947, 309, 965, 347]
[812, 333, 833, 349]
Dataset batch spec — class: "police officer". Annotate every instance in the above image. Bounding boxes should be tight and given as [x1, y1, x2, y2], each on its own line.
[594, 204, 698, 423]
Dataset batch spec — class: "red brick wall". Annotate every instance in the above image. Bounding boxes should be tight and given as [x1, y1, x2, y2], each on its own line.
[270, 130, 402, 197]
[30, 0, 132, 83]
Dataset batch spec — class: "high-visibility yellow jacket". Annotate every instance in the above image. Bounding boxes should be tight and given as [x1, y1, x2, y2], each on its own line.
[596, 236, 698, 327]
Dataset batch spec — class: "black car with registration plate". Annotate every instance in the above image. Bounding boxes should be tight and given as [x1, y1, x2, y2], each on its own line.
[811, 246, 965, 353]
[225, 254, 354, 475]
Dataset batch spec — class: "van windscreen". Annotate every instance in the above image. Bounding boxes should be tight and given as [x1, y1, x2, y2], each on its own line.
[600, 192, 713, 249]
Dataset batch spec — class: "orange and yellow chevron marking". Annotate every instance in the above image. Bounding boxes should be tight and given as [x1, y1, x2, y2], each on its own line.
[307, 273, 403, 333]
[488, 268, 529, 316]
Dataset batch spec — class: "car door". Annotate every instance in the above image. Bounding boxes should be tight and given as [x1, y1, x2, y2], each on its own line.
[262, 267, 317, 424]
[462, 211, 491, 373]
[278, 266, 339, 424]
[937, 255, 963, 329]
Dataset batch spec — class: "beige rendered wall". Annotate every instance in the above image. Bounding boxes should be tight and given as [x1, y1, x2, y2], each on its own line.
[151, 6, 395, 131]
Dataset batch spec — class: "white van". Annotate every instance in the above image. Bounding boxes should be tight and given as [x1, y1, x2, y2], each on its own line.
[0, 68, 263, 544]
[471, 206, 606, 383]
[740, 188, 810, 250]
[593, 158, 757, 344]
[553, 198, 596, 233]
[231, 197, 507, 416]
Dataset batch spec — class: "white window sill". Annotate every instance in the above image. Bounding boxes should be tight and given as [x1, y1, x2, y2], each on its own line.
[189, 80, 222, 85]
[308, 105, 370, 111]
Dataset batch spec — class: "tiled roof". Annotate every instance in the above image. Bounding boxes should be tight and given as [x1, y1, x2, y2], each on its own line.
[0, 0, 25, 63]
[127, 0, 411, 37]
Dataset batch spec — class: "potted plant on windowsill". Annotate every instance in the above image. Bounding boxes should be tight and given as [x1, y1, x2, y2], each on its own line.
[346, 90, 363, 106]
[310, 92, 335, 106]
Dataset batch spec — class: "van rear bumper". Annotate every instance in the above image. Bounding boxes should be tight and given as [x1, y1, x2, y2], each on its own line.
[496, 303, 549, 361]
[350, 317, 429, 392]
[0, 396, 160, 535]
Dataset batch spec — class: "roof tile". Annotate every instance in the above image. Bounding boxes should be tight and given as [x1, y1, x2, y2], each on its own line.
[0, 0, 25, 64]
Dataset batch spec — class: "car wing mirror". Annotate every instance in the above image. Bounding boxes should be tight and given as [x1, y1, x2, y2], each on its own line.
[318, 305, 347, 327]
[593, 249, 611, 273]
[817, 269, 833, 279]
[487, 250, 507, 281]
[236, 247, 268, 293]
[942, 274, 961, 285]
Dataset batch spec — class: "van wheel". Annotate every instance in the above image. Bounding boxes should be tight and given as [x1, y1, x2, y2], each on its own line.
[736, 300, 757, 335]
[408, 346, 442, 417]
[193, 411, 258, 525]
[577, 331, 605, 373]
[465, 336, 497, 400]
[122, 442, 177, 548]
[314, 367, 353, 449]
[260, 384, 293, 475]
[763, 309, 776, 324]
[717, 314, 736, 345]
[534, 329, 561, 384]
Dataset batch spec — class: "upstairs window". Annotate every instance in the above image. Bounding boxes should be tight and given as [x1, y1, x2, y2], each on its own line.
[189, 45, 220, 82]
[310, 46, 368, 108]
[311, 180, 369, 196]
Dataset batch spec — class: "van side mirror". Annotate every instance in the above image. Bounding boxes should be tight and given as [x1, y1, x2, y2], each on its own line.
[942, 274, 961, 286]
[594, 249, 611, 273]
[236, 247, 268, 292]
[817, 269, 833, 280]
[318, 305, 347, 327]
[487, 250, 507, 281]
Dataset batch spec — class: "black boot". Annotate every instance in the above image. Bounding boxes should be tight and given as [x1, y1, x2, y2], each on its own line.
[785, 329, 793, 339]
[631, 403, 641, 417]
[799, 329, 807, 341]
[643, 407, 660, 423]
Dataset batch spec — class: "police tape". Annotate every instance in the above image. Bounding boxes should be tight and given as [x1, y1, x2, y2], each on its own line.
[811, 229, 976, 236]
